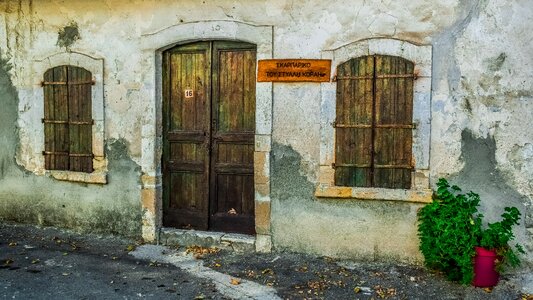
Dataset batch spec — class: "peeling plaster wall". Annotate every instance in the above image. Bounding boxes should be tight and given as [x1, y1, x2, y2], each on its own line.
[430, 0, 533, 258]
[0, 0, 531, 262]
[0, 57, 142, 237]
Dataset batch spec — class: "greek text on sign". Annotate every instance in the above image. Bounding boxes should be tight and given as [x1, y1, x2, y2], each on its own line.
[257, 59, 331, 82]
[184, 89, 194, 98]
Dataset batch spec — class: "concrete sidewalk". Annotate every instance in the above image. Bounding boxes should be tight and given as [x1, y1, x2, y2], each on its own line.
[1, 222, 531, 299]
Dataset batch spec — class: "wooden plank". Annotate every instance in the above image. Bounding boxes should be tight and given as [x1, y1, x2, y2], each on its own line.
[373, 55, 414, 189]
[334, 56, 373, 187]
[68, 66, 80, 172]
[243, 50, 256, 132]
[66, 66, 93, 173]
[257, 59, 331, 82]
[54, 66, 69, 170]
[43, 69, 54, 170]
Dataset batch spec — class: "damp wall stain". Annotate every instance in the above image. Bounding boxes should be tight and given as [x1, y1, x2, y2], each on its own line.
[57, 22, 80, 49]
[0, 56, 142, 238]
[449, 130, 529, 246]
[270, 143, 425, 263]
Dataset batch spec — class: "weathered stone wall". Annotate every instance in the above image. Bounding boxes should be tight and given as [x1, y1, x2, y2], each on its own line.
[0, 0, 531, 262]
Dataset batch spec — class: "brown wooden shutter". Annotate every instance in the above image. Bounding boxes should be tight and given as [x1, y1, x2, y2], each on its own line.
[335, 56, 374, 187]
[43, 66, 93, 173]
[374, 56, 413, 189]
[334, 55, 414, 189]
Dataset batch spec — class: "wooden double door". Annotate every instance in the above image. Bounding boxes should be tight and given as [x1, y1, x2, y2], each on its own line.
[162, 41, 256, 234]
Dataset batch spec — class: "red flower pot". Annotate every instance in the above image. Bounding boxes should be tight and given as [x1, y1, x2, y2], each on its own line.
[473, 247, 500, 287]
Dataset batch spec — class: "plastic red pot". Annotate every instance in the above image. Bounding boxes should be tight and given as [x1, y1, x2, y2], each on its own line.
[473, 246, 500, 287]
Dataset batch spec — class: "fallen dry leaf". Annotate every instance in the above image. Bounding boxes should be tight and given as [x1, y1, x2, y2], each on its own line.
[230, 278, 241, 285]
[8, 242, 17, 247]
[354, 287, 361, 294]
[261, 268, 274, 275]
[126, 245, 136, 252]
[3, 259, 14, 266]
[483, 287, 493, 293]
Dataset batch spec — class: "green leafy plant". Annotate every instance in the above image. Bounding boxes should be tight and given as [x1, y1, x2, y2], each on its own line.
[479, 206, 525, 270]
[417, 178, 524, 284]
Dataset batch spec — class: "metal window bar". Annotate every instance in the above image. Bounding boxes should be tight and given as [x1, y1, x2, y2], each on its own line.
[332, 163, 413, 169]
[333, 123, 416, 129]
[335, 73, 418, 81]
[42, 119, 94, 125]
[41, 80, 95, 86]
[42, 151, 94, 158]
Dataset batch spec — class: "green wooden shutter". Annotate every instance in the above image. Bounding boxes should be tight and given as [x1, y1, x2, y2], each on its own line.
[334, 55, 414, 189]
[43, 65, 93, 173]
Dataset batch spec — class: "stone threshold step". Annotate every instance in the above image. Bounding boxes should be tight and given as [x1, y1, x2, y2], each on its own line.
[159, 228, 255, 252]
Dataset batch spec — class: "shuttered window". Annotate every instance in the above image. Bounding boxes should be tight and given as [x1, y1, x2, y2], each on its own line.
[334, 55, 414, 189]
[43, 65, 94, 173]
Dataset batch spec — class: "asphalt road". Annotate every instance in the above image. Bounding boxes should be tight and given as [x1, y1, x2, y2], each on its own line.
[1, 222, 531, 300]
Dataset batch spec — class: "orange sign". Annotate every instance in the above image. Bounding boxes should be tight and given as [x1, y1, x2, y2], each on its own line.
[257, 59, 331, 82]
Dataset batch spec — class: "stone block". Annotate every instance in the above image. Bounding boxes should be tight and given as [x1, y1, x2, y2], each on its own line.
[160, 228, 224, 248]
[141, 188, 156, 214]
[255, 200, 271, 235]
[255, 134, 271, 152]
[254, 151, 270, 184]
[414, 171, 430, 189]
[255, 182, 270, 199]
[221, 233, 255, 252]
[318, 166, 335, 185]
[255, 234, 272, 253]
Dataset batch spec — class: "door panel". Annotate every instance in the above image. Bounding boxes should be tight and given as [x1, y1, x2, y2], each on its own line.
[163, 42, 211, 230]
[163, 41, 256, 235]
[210, 41, 256, 234]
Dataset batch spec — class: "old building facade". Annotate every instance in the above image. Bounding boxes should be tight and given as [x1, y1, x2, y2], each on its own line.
[0, 0, 531, 263]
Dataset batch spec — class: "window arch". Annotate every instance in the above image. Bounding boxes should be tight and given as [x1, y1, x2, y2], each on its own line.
[334, 55, 414, 189]
[43, 65, 94, 173]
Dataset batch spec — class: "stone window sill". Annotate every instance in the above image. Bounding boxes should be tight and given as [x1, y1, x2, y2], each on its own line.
[314, 185, 432, 203]
[48, 170, 107, 184]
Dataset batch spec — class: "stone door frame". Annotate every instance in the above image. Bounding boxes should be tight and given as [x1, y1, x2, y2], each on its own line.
[139, 21, 274, 251]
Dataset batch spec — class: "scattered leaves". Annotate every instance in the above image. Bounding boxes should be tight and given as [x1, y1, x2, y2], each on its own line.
[374, 285, 396, 299]
[186, 245, 220, 259]
[296, 265, 308, 272]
